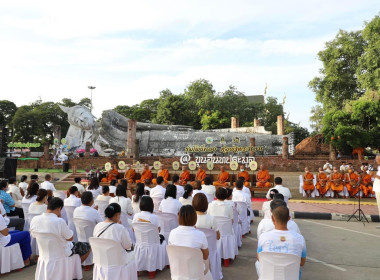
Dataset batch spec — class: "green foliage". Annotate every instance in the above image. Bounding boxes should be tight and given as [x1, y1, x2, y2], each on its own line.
[285, 120, 310, 146]
[114, 98, 159, 122]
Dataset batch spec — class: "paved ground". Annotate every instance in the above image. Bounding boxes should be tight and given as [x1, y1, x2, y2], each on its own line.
[3, 217, 380, 280]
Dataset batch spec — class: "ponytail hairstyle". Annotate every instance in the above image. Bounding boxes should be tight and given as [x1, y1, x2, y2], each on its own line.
[269, 188, 279, 200]
[134, 183, 145, 203]
[183, 184, 193, 199]
[104, 203, 121, 219]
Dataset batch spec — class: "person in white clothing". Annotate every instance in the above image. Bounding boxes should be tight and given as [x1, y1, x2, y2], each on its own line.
[73, 191, 103, 224]
[233, 182, 251, 198]
[40, 174, 56, 192]
[132, 196, 160, 230]
[22, 182, 39, 204]
[192, 193, 220, 240]
[93, 203, 133, 264]
[96, 186, 112, 202]
[144, 180, 152, 195]
[109, 180, 117, 196]
[265, 177, 292, 205]
[7, 177, 23, 207]
[179, 184, 193, 206]
[159, 184, 182, 215]
[257, 198, 301, 239]
[262, 189, 279, 219]
[18, 175, 28, 195]
[232, 180, 251, 208]
[192, 181, 208, 198]
[208, 187, 233, 221]
[168, 205, 209, 262]
[29, 189, 48, 214]
[323, 161, 333, 174]
[109, 185, 134, 216]
[201, 177, 216, 203]
[64, 186, 81, 207]
[131, 183, 145, 214]
[86, 177, 102, 198]
[373, 155, 380, 229]
[73, 177, 85, 194]
[172, 175, 185, 199]
[150, 176, 166, 199]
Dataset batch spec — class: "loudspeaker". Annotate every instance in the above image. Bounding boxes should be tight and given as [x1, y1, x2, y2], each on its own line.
[0, 127, 7, 158]
[0, 158, 17, 179]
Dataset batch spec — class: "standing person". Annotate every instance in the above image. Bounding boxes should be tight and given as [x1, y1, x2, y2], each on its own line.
[40, 174, 57, 192]
[64, 186, 82, 207]
[0, 180, 24, 219]
[28, 189, 48, 214]
[18, 175, 28, 196]
[7, 177, 23, 207]
[373, 154, 380, 229]
[265, 177, 292, 205]
[150, 176, 166, 199]
[323, 161, 333, 174]
[172, 175, 185, 199]
[73, 177, 85, 194]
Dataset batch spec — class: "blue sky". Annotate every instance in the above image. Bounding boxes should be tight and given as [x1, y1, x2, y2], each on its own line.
[0, 0, 379, 130]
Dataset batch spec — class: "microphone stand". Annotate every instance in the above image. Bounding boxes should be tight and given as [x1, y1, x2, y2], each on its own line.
[347, 178, 369, 224]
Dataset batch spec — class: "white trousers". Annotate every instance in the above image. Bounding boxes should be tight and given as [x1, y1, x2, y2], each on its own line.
[376, 192, 380, 215]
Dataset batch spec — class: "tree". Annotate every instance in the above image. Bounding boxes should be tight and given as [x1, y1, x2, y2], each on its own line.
[154, 90, 192, 125]
[261, 97, 284, 134]
[114, 98, 159, 122]
[309, 105, 324, 133]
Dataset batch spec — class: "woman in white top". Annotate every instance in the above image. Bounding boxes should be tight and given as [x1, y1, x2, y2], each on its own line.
[202, 177, 216, 203]
[168, 205, 209, 262]
[192, 181, 208, 197]
[96, 186, 112, 203]
[208, 187, 233, 221]
[132, 196, 160, 229]
[131, 183, 145, 214]
[18, 175, 28, 196]
[86, 177, 102, 198]
[93, 203, 133, 265]
[192, 193, 220, 240]
[109, 185, 134, 216]
[22, 182, 39, 204]
[179, 184, 193, 206]
[159, 184, 182, 215]
[108, 179, 117, 196]
[262, 189, 279, 219]
[28, 189, 48, 214]
[224, 188, 235, 210]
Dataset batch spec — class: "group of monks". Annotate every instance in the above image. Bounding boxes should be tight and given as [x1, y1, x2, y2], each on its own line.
[302, 165, 375, 198]
[100, 162, 274, 188]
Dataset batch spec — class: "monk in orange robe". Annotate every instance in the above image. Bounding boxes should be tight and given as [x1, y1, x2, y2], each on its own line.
[303, 167, 315, 197]
[360, 166, 374, 198]
[316, 167, 329, 197]
[179, 166, 190, 185]
[233, 165, 250, 186]
[152, 164, 169, 184]
[256, 165, 271, 187]
[191, 165, 207, 186]
[328, 167, 344, 198]
[213, 167, 230, 187]
[345, 167, 360, 198]
[124, 164, 136, 184]
[136, 164, 153, 183]
[101, 164, 119, 182]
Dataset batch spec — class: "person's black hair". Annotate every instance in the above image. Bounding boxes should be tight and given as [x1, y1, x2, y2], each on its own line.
[45, 174, 51, 181]
[226, 188, 233, 199]
[273, 193, 284, 201]
[102, 185, 110, 194]
[156, 176, 164, 185]
[172, 175, 179, 183]
[274, 177, 282, 185]
[74, 177, 81, 184]
[31, 174, 38, 180]
[0, 180, 7, 190]
[69, 186, 78, 194]
[8, 177, 16, 184]
[81, 191, 93, 205]
[21, 175, 27, 182]
[88, 177, 99, 190]
[215, 187, 228, 200]
[269, 188, 279, 199]
[105, 203, 121, 219]
[139, 196, 154, 213]
[116, 184, 127, 198]
[47, 197, 64, 211]
[272, 205, 290, 224]
[36, 189, 48, 202]
[110, 179, 117, 186]
[183, 184, 193, 199]
[204, 177, 212, 185]
[238, 176, 245, 181]
[165, 184, 177, 199]
[120, 179, 128, 188]
[270, 199, 287, 211]
[236, 179, 244, 189]
[26, 182, 39, 198]
[134, 183, 145, 203]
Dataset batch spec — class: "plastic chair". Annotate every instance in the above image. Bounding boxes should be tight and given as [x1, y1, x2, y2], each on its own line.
[232, 207, 242, 248]
[64, 205, 78, 242]
[21, 202, 30, 215]
[152, 197, 163, 213]
[198, 228, 223, 280]
[235, 201, 250, 235]
[0, 243, 24, 273]
[166, 245, 212, 280]
[95, 200, 109, 219]
[25, 213, 39, 255]
[213, 216, 238, 266]
[132, 221, 169, 278]
[89, 237, 137, 280]
[156, 212, 179, 241]
[53, 191, 66, 200]
[258, 252, 300, 280]
[73, 217, 96, 266]
[33, 232, 82, 280]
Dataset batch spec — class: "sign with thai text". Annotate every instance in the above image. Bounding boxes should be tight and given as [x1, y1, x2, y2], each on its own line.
[184, 145, 263, 153]
[180, 154, 256, 167]
[8, 142, 41, 148]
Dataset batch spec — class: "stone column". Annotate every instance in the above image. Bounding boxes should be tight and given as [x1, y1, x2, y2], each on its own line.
[329, 143, 336, 161]
[231, 117, 239, 128]
[127, 119, 137, 158]
[282, 137, 289, 159]
[254, 119, 260, 127]
[249, 137, 256, 156]
[43, 142, 49, 160]
[277, 115, 284, 135]
[85, 141, 91, 158]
